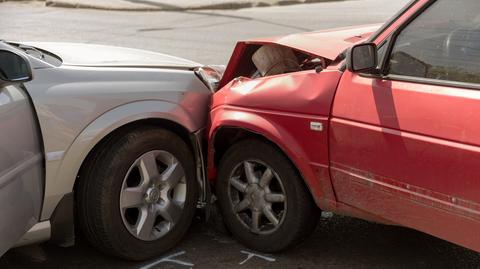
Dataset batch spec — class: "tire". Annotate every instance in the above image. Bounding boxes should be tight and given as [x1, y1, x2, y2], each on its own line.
[77, 127, 197, 261]
[216, 139, 320, 253]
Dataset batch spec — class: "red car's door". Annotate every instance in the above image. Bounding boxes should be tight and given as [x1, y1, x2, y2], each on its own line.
[330, 0, 480, 251]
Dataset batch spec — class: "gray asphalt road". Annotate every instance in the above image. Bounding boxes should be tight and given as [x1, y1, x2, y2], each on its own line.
[1, 0, 407, 64]
[1, 215, 479, 268]
[1, 1, 479, 268]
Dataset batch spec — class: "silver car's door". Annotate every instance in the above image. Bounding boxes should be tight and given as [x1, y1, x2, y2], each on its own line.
[0, 47, 44, 256]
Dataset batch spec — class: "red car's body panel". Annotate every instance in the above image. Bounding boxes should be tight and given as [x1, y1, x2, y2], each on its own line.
[212, 70, 341, 116]
[209, 0, 480, 253]
[331, 71, 480, 250]
[210, 70, 343, 205]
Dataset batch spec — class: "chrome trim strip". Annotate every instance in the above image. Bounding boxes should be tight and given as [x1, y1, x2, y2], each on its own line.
[46, 151, 65, 162]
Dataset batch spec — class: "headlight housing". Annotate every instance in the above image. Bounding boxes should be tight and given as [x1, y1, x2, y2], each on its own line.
[194, 65, 225, 92]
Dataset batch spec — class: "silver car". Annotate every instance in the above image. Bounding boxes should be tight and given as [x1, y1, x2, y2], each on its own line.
[0, 43, 43, 257]
[0, 41, 220, 260]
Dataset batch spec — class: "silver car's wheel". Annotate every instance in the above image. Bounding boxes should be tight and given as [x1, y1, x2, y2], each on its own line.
[228, 160, 286, 235]
[77, 128, 197, 261]
[120, 150, 187, 241]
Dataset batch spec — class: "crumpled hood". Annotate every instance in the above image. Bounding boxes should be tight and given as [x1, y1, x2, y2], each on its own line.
[23, 42, 200, 69]
[218, 24, 382, 88]
[247, 24, 382, 60]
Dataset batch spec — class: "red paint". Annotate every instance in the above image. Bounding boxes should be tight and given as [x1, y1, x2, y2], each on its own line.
[247, 24, 379, 60]
[210, 69, 343, 203]
[209, 0, 480, 252]
[219, 24, 380, 89]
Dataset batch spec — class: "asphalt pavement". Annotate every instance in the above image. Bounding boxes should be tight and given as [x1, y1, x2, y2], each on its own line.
[2, 214, 480, 269]
[1, 0, 407, 64]
[1, 1, 480, 268]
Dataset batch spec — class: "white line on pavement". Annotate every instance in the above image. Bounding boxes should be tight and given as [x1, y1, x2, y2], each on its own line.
[139, 251, 194, 269]
[239, 250, 276, 265]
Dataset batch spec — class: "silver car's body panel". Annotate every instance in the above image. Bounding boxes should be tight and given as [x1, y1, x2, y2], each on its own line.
[21, 42, 212, 220]
[0, 84, 44, 255]
[22, 42, 199, 69]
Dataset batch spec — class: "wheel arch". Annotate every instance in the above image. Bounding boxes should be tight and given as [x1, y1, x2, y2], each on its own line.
[210, 123, 321, 205]
[212, 126, 275, 168]
[41, 100, 203, 220]
[74, 117, 195, 190]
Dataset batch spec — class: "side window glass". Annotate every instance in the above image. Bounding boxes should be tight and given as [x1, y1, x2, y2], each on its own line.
[386, 0, 480, 84]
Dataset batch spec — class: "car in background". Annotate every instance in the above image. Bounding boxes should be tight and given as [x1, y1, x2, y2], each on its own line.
[0, 40, 222, 260]
[0, 43, 43, 257]
[208, 0, 480, 253]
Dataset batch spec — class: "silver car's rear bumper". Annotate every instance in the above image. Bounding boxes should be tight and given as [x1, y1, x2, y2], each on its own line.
[14, 221, 51, 248]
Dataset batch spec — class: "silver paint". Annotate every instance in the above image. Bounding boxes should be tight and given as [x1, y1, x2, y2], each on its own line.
[0, 85, 44, 256]
[21, 42, 211, 222]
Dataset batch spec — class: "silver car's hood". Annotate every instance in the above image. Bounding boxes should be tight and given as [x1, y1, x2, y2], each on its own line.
[23, 42, 200, 69]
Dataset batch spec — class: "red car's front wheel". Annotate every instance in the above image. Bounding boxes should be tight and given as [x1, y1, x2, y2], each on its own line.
[216, 139, 320, 252]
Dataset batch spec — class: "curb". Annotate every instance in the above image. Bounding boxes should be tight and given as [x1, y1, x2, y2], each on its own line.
[44, 0, 345, 11]
[45, 0, 161, 11]
[1, 0, 28, 1]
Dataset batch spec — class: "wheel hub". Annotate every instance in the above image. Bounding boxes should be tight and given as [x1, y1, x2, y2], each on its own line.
[144, 187, 161, 204]
[246, 184, 267, 211]
[228, 160, 287, 235]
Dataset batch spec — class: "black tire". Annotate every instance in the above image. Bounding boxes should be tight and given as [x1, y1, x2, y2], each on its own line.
[77, 127, 197, 261]
[216, 139, 320, 253]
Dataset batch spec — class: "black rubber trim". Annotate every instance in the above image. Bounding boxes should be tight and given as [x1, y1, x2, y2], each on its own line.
[382, 75, 480, 91]
[367, 0, 420, 43]
[50, 192, 75, 247]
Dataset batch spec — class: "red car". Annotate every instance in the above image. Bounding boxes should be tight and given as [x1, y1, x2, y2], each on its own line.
[208, 0, 480, 253]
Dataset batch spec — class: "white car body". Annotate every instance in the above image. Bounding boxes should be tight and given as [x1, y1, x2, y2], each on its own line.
[12, 42, 213, 247]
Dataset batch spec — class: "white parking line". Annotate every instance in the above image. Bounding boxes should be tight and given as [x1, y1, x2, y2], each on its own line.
[239, 250, 276, 265]
[139, 251, 194, 269]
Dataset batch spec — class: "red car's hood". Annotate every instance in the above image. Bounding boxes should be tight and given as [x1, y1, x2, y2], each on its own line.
[247, 24, 381, 60]
[219, 24, 381, 88]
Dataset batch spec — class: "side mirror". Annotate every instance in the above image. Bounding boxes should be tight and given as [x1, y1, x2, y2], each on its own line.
[347, 43, 378, 74]
[0, 49, 32, 86]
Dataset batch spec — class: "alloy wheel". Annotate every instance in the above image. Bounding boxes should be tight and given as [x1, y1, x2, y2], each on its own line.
[228, 160, 287, 235]
[119, 150, 186, 241]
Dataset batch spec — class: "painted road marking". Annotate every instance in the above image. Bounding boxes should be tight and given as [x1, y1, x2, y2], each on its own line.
[239, 250, 276, 265]
[139, 251, 194, 269]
